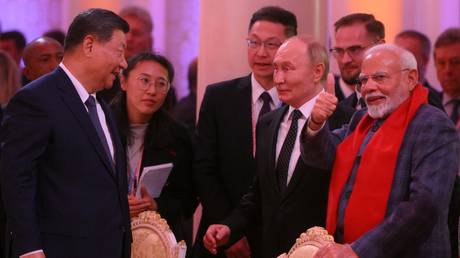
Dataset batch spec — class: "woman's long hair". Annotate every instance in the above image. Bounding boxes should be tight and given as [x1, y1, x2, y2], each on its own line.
[111, 52, 179, 149]
[0, 50, 20, 105]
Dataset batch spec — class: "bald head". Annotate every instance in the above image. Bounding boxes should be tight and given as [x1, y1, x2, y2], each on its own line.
[23, 36, 63, 81]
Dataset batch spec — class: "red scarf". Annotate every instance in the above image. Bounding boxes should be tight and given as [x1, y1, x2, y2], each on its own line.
[326, 84, 428, 243]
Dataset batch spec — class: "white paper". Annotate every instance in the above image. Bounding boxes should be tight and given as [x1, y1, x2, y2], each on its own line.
[136, 163, 173, 198]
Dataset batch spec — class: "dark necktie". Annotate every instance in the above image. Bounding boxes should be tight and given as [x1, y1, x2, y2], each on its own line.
[85, 96, 113, 163]
[275, 109, 302, 193]
[451, 99, 460, 124]
[358, 97, 366, 109]
[258, 92, 272, 120]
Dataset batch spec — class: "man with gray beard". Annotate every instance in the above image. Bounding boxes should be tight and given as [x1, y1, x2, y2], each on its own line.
[301, 44, 459, 258]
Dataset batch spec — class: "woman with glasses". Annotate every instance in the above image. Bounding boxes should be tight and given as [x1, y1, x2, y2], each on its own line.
[111, 52, 197, 243]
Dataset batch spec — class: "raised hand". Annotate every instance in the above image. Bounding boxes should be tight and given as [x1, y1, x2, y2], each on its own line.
[309, 73, 338, 131]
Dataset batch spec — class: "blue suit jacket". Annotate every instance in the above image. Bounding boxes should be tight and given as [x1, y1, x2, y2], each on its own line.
[301, 105, 459, 258]
[0, 68, 131, 258]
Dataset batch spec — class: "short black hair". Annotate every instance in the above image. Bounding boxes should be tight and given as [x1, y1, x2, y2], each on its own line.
[44, 29, 66, 46]
[249, 6, 297, 37]
[0, 30, 26, 50]
[334, 13, 385, 40]
[434, 27, 460, 49]
[64, 8, 129, 51]
[123, 52, 174, 84]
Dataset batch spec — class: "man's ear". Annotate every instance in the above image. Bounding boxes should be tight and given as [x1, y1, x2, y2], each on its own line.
[407, 68, 419, 91]
[82, 35, 96, 57]
[313, 63, 325, 84]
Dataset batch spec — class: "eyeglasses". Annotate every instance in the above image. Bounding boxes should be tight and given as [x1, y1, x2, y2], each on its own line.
[356, 69, 410, 92]
[136, 76, 170, 93]
[330, 43, 376, 59]
[246, 38, 282, 51]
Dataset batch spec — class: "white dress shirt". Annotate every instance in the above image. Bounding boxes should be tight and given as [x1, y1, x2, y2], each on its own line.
[59, 63, 114, 160]
[251, 73, 281, 119]
[275, 92, 320, 184]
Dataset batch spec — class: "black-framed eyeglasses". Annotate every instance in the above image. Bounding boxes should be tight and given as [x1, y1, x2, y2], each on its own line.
[136, 76, 170, 93]
[356, 68, 410, 92]
[330, 41, 378, 59]
[246, 38, 282, 51]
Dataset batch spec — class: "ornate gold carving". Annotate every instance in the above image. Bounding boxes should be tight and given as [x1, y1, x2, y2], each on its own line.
[277, 227, 335, 258]
[131, 211, 187, 258]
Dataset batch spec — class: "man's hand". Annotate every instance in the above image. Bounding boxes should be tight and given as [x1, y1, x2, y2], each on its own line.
[224, 236, 251, 258]
[128, 186, 157, 217]
[20, 251, 46, 258]
[309, 73, 338, 131]
[313, 243, 358, 258]
[203, 224, 231, 255]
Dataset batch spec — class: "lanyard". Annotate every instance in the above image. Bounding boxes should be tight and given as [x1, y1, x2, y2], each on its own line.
[128, 145, 144, 195]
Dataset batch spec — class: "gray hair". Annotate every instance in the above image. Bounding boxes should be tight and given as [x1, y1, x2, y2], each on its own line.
[364, 43, 417, 70]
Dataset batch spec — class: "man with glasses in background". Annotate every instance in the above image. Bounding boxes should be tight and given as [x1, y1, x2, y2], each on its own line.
[193, 6, 297, 258]
[329, 13, 385, 110]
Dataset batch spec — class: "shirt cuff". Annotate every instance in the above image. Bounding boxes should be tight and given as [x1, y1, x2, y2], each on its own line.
[307, 118, 325, 136]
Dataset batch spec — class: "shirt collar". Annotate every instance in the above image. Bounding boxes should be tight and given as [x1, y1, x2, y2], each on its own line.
[339, 78, 362, 100]
[286, 90, 322, 121]
[59, 63, 94, 103]
[251, 73, 280, 107]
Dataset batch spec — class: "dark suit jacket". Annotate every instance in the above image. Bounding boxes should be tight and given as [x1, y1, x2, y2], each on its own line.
[193, 75, 259, 257]
[0, 68, 131, 258]
[223, 105, 331, 258]
[301, 106, 459, 258]
[135, 113, 197, 241]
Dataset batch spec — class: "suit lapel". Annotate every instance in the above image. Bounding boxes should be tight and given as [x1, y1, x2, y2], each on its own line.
[235, 75, 254, 154]
[267, 106, 289, 195]
[55, 68, 116, 180]
[283, 156, 307, 200]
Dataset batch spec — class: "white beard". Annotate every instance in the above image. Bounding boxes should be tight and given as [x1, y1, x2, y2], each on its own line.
[365, 92, 407, 119]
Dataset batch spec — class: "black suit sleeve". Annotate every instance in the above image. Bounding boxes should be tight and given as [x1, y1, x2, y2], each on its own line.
[0, 89, 50, 255]
[221, 177, 261, 245]
[194, 87, 233, 221]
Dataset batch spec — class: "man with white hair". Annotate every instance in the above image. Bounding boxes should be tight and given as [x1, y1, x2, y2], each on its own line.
[301, 44, 459, 257]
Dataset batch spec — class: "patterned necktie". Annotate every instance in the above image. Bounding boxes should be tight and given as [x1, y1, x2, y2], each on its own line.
[276, 109, 302, 193]
[85, 96, 113, 163]
[451, 99, 460, 125]
[259, 92, 272, 120]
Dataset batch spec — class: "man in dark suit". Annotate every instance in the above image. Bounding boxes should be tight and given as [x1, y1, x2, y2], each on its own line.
[203, 36, 336, 258]
[302, 44, 459, 258]
[0, 9, 131, 258]
[433, 27, 460, 258]
[193, 6, 297, 258]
